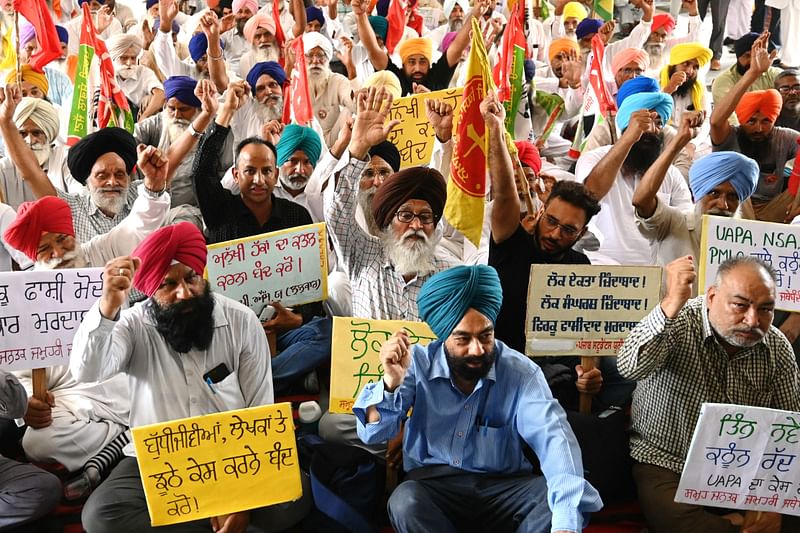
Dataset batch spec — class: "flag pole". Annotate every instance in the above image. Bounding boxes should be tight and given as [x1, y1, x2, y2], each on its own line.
[14, 11, 20, 85]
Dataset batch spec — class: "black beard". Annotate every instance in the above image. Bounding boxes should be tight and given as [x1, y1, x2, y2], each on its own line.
[147, 283, 215, 353]
[622, 132, 663, 175]
[737, 127, 771, 158]
[674, 76, 696, 98]
[534, 219, 577, 259]
[445, 345, 496, 382]
[736, 61, 749, 75]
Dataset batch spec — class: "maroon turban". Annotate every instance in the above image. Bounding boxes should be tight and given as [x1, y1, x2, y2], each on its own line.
[132, 222, 208, 297]
[4, 197, 74, 261]
[371, 166, 447, 230]
[515, 140, 542, 175]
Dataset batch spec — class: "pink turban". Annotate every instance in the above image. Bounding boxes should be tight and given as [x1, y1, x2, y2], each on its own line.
[514, 141, 542, 175]
[132, 222, 208, 297]
[243, 12, 276, 43]
[232, 0, 257, 15]
[4, 197, 74, 261]
[651, 13, 676, 34]
[611, 48, 649, 75]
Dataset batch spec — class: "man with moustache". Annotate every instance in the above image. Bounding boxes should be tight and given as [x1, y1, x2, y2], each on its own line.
[774, 69, 800, 130]
[221, 0, 258, 74]
[238, 13, 281, 77]
[551, 0, 588, 39]
[230, 62, 286, 144]
[711, 32, 782, 107]
[354, 265, 603, 533]
[106, 34, 164, 121]
[710, 33, 800, 222]
[579, 92, 694, 266]
[618, 256, 799, 532]
[644, 3, 701, 73]
[424, 0, 469, 50]
[70, 223, 279, 533]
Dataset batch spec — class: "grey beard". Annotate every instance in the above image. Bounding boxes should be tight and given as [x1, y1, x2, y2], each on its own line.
[307, 67, 330, 98]
[165, 113, 192, 144]
[449, 18, 463, 32]
[36, 248, 89, 270]
[257, 96, 284, 121]
[90, 185, 129, 215]
[254, 45, 279, 63]
[380, 227, 440, 277]
[357, 186, 381, 236]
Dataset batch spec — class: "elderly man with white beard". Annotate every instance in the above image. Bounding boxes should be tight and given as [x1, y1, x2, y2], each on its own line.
[238, 12, 281, 77]
[273, 122, 323, 212]
[424, 0, 469, 49]
[643, 2, 702, 75]
[229, 62, 286, 144]
[106, 33, 165, 121]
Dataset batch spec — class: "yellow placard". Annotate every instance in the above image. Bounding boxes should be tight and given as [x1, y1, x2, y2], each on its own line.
[131, 403, 302, 526]
[329, 317, 436, 413]
[386, 87, 463, 169]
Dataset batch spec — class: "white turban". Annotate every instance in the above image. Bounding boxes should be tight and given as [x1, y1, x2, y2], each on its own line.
[13, 98, 59, 144]
[443, 0, 469, 18]
[106, 33, 143, 61]
[302, 32, 333, 60]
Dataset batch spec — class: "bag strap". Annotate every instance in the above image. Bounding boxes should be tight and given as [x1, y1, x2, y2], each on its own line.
[309, 468, 378, 533]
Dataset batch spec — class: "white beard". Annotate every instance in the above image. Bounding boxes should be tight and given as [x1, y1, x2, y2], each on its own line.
[357, 186, 381, 236]
[253, 45, 279, 63]
[115, 64, 137, 80]
[307, 66, 330, 98]
[29, 142, 51, 167]
[279, 171, 309, 192]
[164, 112, 192, 144]
[645, 43, 664, 68]
[35, 248, 89, 270]
[89, 183, 129, 216]
[381, 227, 441, 277]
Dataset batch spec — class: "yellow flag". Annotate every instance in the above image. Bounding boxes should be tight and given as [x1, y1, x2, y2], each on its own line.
[0, 25, 16, 71]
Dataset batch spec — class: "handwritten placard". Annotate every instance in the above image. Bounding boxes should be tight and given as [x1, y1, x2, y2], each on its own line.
[387, 87, 463, 169]
[699, 215, 800, 311]
[0, 268, 104, 371]
[205, 223, 328, 314]
[329, 317, 436, 414]
[676, 403, 800, 516]
[525, 265, 662, 356]
[131, 403, 302, 526]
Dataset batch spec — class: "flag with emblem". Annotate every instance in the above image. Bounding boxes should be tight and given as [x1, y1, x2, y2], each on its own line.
[594, 0, 613, 21]
[14, 0, 62, 72]
[67, 3, 134, 145]
[444, 17, 494, 247]
[287, 37, 313, 125]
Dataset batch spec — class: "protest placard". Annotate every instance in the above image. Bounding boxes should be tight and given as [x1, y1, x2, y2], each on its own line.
[699, 215, 800, 311]
[524, 265, 662, 356]
[132, 403, 302, 526]
[205, 223, 328, 315]
[0, 268, 104, 371]
[329, 317, 436, 413]
[676, 403, 800, 516]
[387, 87, 463, 169]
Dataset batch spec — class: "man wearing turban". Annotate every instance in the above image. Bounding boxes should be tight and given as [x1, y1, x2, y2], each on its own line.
[643, 2, 701, 73]
[16, 29, 74, 108]
[238, 11, 280, 77]
[71, 221, 290, 532]
[557, 1, 588, 38]
[228, 61, 286, 144]
[353, 265, 602, 533]
[660, 42, 713, 153]
[62, 0, 123, 57]
[271, 123, 323, 206]
[711, 32, 782, 107]
[218, 0, 257, 74]
[5, 66, 49, 100]
[580, 91, 696, 266]
[422, 0, 468, 50]
[710, 32, 800, 222]
[106, 33, 165, 121]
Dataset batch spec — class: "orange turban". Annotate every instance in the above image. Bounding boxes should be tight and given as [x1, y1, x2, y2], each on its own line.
[132, 222, 208, 297]
[398, 37, 433, 64]
[611, 48, 649, 76]
[3, 197, 74, 261]
[548, 38, 580, 63]
[735, 89, 783, 124]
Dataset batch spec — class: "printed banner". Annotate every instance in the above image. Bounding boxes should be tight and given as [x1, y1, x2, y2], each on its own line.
[699, 215, 800, 311]
[0, 268, 104, 371]
[132, 403, 302, 526]
[386, 87, 463, 169]
[525, 265, 661, 356]
[676, 403, 800, 516]
[205, 223, 328, 315]
[329, 317, 436, 413]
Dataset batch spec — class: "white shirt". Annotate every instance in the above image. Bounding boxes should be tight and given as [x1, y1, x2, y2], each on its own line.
[221, 29, 251, 74]
[0, 204, 31, 271]
[65, 15, 123, 56]
[116, 65, 163, 107]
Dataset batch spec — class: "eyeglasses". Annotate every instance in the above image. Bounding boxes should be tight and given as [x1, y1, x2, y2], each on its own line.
[361, 168, 393, 181]
[395, 210, 437, 225]
[304, 52, 327, 63]
[620, 67, 644, 77]
[541, 214, 581, 237]
[778, 85, 800, 94]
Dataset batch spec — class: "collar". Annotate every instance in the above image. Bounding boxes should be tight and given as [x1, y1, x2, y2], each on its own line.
[142, 293, 229, 328]
[429, 341, 498, 386]
[700, 296, 768, 355]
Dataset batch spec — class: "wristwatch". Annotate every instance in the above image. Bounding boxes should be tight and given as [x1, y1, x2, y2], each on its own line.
[188, 123, 203, 138]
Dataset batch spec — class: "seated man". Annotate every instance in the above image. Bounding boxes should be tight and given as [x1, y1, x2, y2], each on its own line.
[775, 68, 800, 131]
[354, 265, 603, 533]
[618, 256, 800, 532]
[106, 33, 165, 121]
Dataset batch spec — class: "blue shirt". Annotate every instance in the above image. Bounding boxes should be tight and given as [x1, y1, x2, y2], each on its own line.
[354, 340, 602, 533]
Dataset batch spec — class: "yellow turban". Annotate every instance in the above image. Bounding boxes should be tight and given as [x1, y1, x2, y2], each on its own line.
[6, 65, 49, 96]
[548, 38, 580, 63]
[660, 42, 713, 118]
[563, 1, 588, 21]
[398, 37, 433, 64]
[364, 70, 402, 99]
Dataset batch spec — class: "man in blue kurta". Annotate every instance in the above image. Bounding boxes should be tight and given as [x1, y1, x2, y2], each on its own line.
[353, 265, 602, 533]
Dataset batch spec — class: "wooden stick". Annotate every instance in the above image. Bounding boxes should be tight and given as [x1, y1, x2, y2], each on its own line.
[578, 356, 594, 414]
[14, 12, 21, 85]
[32, 368, 47, 402]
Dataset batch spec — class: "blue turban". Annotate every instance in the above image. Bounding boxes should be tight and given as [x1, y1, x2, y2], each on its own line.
[369, 16, 388, 42]
[524, 59, 535, 82]
[276, 124, 322, 167]
[55, 25, 68, 45]
[377, 0, 390, 16]
[146, 0, 158, 8]
[246, 62, 286, 96]
[164, 76, 201, 107]
[616, 76, 660, 107]
[306, 6, 324, 26]
[188, 32, 223, 62]
[153, 18, 180, 33]
[689, 152, 759, 203]
[576, 18, 602, 40]
[417, 265, 503, 339]
[78, 0, 105, 4]
[615, 92, 673, 131]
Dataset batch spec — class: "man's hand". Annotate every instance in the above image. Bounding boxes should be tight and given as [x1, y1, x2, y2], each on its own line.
[196, 79, 218, 116]
[479, 90, 506, 129]
[96, 5, 115, 33]
[210, 511, 249, 533]
[223, 80, 249, 112]
[742, 511, 781, 533]
[138, 144, 169, 192]
[261, 119, 284, 145]
[330, 115, 353, 158]
[661, 255, 695, 319]
[561, 49, 582, 88]
[380, 330, 411, 392]
[142, 19, 155, 49]
[349, 87, 401, 158]
[412, 82, 431, 94]
[639, 0, 654, 20]
[351, 0, 369, 16]
[24, 392, 55, 429]
[159, 0, 179, 30]
[219, 12, 236, 33]
[598, 20, 615, 44]
[673, 113, 696, 147]
[0, 85, 21, 125]
[337, 35, 354, 68]
[199, 10, 221, 40]
[682, 0, 698, 16]
[621, 110, 657, 143]
[576, 362, 603, 395]
[750, 32, 777, 77]
[664, 70, 687, 94]
[262, 302, 303, 335]
[425, 99, 454, 142]
[471, 0, 492, 18]
[99, 256, 141, 320]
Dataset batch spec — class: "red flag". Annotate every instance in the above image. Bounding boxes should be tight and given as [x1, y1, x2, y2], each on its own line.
[588, 34, 616, 114]
[492, 1, 526, 102]
[385, 0, 405, 54]
[406, 0, 423, 36]
[289, 38, 313, 125]
[273, 0, 286, 48]
[13, 0, 61, 72]
[788, 138, 800, 196]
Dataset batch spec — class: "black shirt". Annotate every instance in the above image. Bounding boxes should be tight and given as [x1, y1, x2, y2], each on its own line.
[488, 224, 590, 353]
[385, 53, 457, 96]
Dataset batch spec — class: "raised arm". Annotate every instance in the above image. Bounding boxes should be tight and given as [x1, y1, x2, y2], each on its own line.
[483, 92, 519, 244]
[200, 11, 230, 94]
[291, 0, 307, 38]
[352, 0, 388, 70]
[446, 0, 490, 67]
[154, 0, 188, 77]
[165, 79, 218, 181]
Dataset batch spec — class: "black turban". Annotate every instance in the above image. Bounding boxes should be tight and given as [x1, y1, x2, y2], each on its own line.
[371, 166, 447, 229]
[734, 32, 775, 58]
[67, 128, 138, 185]
[369, 141, 401, 172]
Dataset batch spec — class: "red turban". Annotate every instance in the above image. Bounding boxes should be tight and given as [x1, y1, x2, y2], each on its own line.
[735, 89, 783, 124]
[3, 197, 74, 261]
[132, 222, 208, 297]
[514, 141, 542, 175]
[651, 13, 676, 34]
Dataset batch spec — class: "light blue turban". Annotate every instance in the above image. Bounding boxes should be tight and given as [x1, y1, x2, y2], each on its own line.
[417, 265, 503, 339]
[615, 92, 673, 131]
[616, 76, 660, 108]
[276, 124, 322, 167]
[689, 152, 759, 203]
